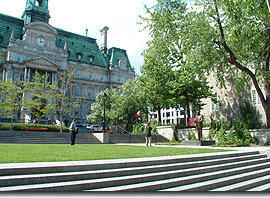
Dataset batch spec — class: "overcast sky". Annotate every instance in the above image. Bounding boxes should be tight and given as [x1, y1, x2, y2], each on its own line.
[1, 0, 157, 75]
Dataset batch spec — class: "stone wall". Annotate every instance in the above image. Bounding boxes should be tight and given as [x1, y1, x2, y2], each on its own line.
[156, 126, 270, 145]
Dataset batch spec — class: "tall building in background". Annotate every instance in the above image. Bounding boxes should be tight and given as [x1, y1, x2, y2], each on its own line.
[0, 0, 135, 123]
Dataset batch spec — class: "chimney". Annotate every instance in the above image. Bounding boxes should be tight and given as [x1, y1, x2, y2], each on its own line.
[100, 26, 109, 54]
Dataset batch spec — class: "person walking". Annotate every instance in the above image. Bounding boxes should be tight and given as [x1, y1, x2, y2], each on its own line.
[195, 111, 203, 140]
[145, 122, 152, 146]
[69, 119, 78, 146]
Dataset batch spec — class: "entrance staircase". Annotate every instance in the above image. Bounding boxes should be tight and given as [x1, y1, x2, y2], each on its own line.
[0, 151, 269, 192]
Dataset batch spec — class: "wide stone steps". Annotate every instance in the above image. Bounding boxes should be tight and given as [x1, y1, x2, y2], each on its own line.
[0, 131, 101, 144]
[0, 151, 269, 192]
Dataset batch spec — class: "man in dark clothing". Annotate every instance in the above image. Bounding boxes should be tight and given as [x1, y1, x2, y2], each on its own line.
[145, 122, 152, 146]
[69, 119, 78, 145]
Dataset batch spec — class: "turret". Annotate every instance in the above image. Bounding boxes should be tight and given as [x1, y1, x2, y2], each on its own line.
[22, 0, 50, 25]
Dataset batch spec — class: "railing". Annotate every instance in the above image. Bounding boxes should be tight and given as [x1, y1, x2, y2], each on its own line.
[111, 125, 132, 143]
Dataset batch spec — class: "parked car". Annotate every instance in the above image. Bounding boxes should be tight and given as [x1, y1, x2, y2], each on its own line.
[32, 119, 47, 125]
[76, 124, 91, 133]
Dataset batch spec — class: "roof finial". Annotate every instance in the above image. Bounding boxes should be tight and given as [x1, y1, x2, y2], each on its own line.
[85, 28, 88, 37]
[10, 31, 14, 40]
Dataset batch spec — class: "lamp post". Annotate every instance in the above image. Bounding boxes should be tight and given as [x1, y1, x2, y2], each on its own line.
[103, 92, 107, 133]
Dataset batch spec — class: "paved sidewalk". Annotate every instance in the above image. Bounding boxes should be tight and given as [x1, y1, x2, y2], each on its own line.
[116, 143, 270, 155]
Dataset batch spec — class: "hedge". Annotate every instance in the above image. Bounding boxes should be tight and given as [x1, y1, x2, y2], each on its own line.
[0, 123, 70, 132]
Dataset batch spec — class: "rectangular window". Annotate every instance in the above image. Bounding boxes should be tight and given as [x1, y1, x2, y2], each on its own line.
[88, 88, 93, 98]
[75, 85, 81, 95]
[166, 112, 170, 118]
[89, 73, 93, 80]
[180, 110, 185, 115]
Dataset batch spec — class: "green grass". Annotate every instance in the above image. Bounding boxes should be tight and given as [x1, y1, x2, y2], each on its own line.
[0, 144, 231, 164]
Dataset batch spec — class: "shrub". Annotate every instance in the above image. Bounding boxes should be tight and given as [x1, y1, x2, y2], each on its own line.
[0, 123, 69, 132]
[214, 122, 256, 147]
[239, 100, 262, 129]
[188, 132, 197, 140]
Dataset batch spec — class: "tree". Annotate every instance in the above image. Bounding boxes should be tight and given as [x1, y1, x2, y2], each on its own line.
[110, 79, 148, 132]
[182, 0, 270, 126]
[140, 44, 175, 123]
[140, 0, 215, 125]
[0, 80, 23, 130]
[141, 0, 270, 127]
[51, 68, 81, 133]
[87, 79, 148, 132]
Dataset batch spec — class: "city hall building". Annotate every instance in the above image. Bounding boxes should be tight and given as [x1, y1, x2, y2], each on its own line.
[0, 0, 135, 123]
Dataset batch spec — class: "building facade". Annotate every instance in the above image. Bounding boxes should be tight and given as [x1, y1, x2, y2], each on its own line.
[0, 0, 135, 123]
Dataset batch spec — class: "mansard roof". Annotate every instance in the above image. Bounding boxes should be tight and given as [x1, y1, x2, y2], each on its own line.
[107, 47, 132, 70]
[0, 13, 134, 71]
[0, 13, 23, 49]
[55, 28, 108, 67]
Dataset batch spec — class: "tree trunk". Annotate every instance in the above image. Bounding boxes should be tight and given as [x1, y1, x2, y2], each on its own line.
[60, 113, 63, 133]
[157, 106, 162, 124]
[213, 0, 270, 127]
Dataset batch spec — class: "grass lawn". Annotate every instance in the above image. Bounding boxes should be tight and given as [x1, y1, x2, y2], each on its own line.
[0, 144, 231, 164]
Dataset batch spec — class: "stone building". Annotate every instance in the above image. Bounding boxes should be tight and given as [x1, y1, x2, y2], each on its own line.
[0, 0, 135, 123]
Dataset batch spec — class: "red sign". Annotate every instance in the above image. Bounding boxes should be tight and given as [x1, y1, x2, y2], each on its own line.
[135, 114, 141, 119]
[189, 118, 196, 126]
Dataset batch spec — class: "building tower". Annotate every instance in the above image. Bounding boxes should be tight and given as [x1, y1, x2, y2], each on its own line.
[100, 26, 109, 54]
[22, 0, 50, 25]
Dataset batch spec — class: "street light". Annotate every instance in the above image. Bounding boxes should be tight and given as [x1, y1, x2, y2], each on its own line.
[103, 92, 108, 133]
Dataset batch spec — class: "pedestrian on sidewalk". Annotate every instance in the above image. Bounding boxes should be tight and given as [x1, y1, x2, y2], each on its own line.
[195, 111, 203, 140]
[145, 122, 152, 146]
[69, 119, 78, 146]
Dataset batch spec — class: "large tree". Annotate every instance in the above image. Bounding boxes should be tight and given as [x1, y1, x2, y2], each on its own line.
[182, 0, 270, 127]
[141, 0, 270, 127]
[140, 0, 214, 125]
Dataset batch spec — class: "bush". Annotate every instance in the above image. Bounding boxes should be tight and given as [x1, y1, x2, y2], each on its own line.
[213, 121, 256, 147]
[188, 132, 197, 140]
[239, 100, 262, 129]
[0, 123, 69, 132]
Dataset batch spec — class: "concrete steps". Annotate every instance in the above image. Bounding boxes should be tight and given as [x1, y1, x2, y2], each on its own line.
[0, 131, 101, 144]
[0, 151, 269, 192]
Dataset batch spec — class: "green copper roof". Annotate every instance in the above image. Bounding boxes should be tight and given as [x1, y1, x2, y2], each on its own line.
[0, 13, 133, 71]
[0, 13, 23, 48]
[108, 47, 132, 70]
[55, 28, 108, 67]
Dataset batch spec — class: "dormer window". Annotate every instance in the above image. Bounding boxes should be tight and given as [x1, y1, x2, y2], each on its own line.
[77, 53, 82, 62]
[0, 36, 3, 43]
[119, 58, 127, 70]
[89, 55, 94, 64]
[67, 50, 70, 58]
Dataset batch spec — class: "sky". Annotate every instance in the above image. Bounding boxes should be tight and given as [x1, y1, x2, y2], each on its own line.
[0, 0, 157, 75]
